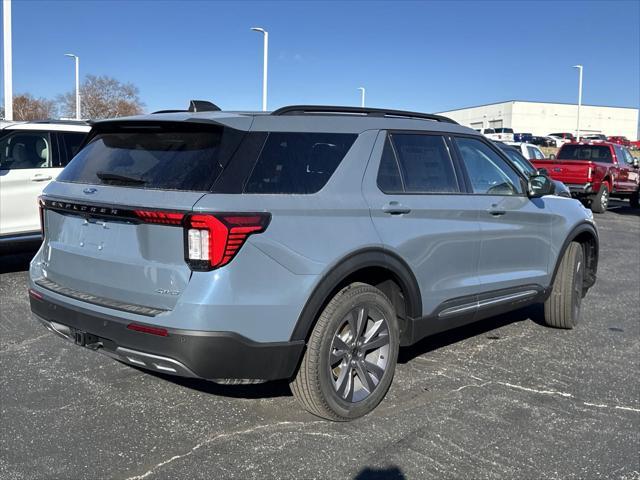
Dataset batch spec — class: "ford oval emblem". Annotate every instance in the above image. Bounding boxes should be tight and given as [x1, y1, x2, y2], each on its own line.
[83, 187, 97, 194]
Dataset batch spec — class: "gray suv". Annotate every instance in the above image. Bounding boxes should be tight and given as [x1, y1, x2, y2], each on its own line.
[29, 103, 599, 421]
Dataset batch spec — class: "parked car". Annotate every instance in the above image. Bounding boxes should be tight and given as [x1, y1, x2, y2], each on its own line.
[0, 120, 90, 248]
[494, 142, 571, 198]
[580, 134, 607, 142]
[531, 136, 557, 147]
[531, 142, 640, 212]
[630, 140, 640, 151]
[548, 133, 576, 148]
[504, 142, 547, 161]
[29, 103, 599, 421]
[607, 136, 631, 148]
[481, 127, 514, 142]
[513, 133, 533, 143]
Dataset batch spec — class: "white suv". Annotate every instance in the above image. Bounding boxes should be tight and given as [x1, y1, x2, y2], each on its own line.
[0, 121, 90, 246]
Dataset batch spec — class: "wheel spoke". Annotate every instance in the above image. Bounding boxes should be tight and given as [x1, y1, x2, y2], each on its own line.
[347, 310, 359, 339]
[362, 333, 389, 352]
[356, 306, 368, 339]
[333, 336, 349, 351]
[335, 365, 352, 399]
[364, 360, 385, 381]
[330, 349, 347, 365]
[354, 360, 376, 392]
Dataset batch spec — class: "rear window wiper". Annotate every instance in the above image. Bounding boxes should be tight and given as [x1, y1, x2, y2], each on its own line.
[96, 171, 147, 185]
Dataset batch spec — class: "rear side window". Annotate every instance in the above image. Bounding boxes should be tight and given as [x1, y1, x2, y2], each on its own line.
[57, 132, 87, 167]
[58, 125, 244, 191]
[381, 134, 459, 194]
[244, 132, 356, 194]
[557, 145, 613, 163]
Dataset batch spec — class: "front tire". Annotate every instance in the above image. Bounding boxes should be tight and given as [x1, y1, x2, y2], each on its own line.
[591, 183, 609, 213]
[544, 242, 585, 329]
[290, 283, 399, 421]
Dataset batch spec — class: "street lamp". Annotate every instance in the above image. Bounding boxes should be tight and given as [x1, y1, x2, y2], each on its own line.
[357, 87, 365, 108]
[3, 0, 13, 121]
[65, 53, 80, 120]
[572, 65, 583, 141]
[250, 27, 268, 111]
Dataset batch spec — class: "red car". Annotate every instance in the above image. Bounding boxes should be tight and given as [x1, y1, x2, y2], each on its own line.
[532, 142, 639, 212]
[607, 136, 632, 147]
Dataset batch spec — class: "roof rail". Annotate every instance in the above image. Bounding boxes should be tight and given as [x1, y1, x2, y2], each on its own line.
[31, 119, 91, 125]
[271, 105, 458, 124]
[151, 100, 221, 115]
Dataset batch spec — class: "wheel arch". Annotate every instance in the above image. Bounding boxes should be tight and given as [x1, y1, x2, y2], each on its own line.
[289, 248, 422, 343]
[550, 222, 599, 293]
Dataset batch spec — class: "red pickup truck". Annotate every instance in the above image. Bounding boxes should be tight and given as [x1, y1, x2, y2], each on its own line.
[531, 142, 639, 212]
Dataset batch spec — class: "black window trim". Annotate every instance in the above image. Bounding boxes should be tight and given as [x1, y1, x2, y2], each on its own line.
[448, 133, 529, 197]
[375, 129, 466, 196]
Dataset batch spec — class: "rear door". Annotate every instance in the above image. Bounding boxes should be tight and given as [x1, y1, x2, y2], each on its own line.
[612, 145, 635, 193]
[362, 131, 481, 318]
[451, 135, 552, 293]
[0, 129, 55, 236]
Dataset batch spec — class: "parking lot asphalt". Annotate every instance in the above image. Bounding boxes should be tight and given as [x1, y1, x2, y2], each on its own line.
[1, 201, 638, 480]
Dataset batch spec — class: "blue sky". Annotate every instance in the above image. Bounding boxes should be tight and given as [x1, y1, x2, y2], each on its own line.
[2, 0, 639, 113]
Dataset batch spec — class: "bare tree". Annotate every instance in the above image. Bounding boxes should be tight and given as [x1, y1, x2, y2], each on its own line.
[12, 94, 57, 121]
[58, 74, 144, 119]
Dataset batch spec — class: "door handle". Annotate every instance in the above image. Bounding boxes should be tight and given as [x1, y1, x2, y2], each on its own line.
[382, 202, 411, 215]
[30, 174, 53, 182]
[488, 204, 506, 216]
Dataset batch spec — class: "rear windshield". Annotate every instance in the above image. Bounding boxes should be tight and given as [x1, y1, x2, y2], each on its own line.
[58, 124, 244, 191]
[494, 128, 514, 134]
[483, 129, 496, 134]
[557, 145, 612, 162]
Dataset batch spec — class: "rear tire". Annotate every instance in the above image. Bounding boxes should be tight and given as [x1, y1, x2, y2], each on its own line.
[591, 183, 609, 213]
[630, 189, 639, 209]
[544, 242, 585, 329]
[290, 282, 399, 421]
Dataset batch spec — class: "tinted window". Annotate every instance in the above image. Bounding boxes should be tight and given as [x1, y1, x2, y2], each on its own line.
[483, 129, 496, 134]
[0, 131, 51, 170]
[388, 134, 459, 193]
[455, 137, 523, 195]
[497, 145, 536, 176]
[557, 145, 613, 163]
[244, 132, 357, 194]
[58, 125, 244, 191]
[376, 138, 404, 193]
[58, 132, 87, 166]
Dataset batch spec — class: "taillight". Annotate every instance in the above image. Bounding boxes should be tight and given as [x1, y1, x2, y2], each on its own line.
[184, 213, 270, 271]
[38, 196, 45, 236]
[134, 210, 184, 225]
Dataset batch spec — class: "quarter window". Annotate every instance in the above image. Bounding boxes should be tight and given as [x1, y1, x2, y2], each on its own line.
[0, 131, 51, 170]
[454, 137, 524, 195]
[376, 138, 404, 193]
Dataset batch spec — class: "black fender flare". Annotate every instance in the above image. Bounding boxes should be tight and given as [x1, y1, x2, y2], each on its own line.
[289, 248, 422, 342]
[549, 221, 599, 291]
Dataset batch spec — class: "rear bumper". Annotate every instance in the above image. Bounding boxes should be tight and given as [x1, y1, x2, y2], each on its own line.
[29, 290, 305, 381]
[565, 183, 593, 196]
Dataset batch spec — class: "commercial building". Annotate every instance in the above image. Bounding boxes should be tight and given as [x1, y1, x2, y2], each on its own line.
[437, 100, 639, 140]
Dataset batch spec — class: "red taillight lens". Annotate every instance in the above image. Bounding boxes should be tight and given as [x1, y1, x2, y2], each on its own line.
[134, 210, 184, 225]
[127, 323, 169, 336]
[184, 213, 270, 271]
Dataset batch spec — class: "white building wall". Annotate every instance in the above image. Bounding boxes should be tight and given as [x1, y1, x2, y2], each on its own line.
[438, 101, 639, 140]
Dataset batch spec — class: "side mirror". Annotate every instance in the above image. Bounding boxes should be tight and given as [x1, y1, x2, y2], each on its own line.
[634, 158, 639, 168]
[549, 154, 556, 160]
[528, 174, 554, 198]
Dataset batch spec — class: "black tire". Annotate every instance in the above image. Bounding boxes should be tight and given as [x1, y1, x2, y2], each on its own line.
[591, 183, 609, 213]
[290, 282, 399, 421]
[544, 242, 585, 329]
[630, 189, 639, 209]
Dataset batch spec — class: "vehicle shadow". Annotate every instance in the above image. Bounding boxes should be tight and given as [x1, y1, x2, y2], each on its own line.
[354, 466, 406, 479]
[0, 250, 37, 274]
[398, 303, 544, 364]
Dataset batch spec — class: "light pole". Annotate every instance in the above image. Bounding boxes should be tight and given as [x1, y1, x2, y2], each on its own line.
[3, 0, 13, 120]
[250, 27, 268, 111]
[357, 87, 365, 108]
[572, 65, 583, 141]
[65, 53, 80, 120]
